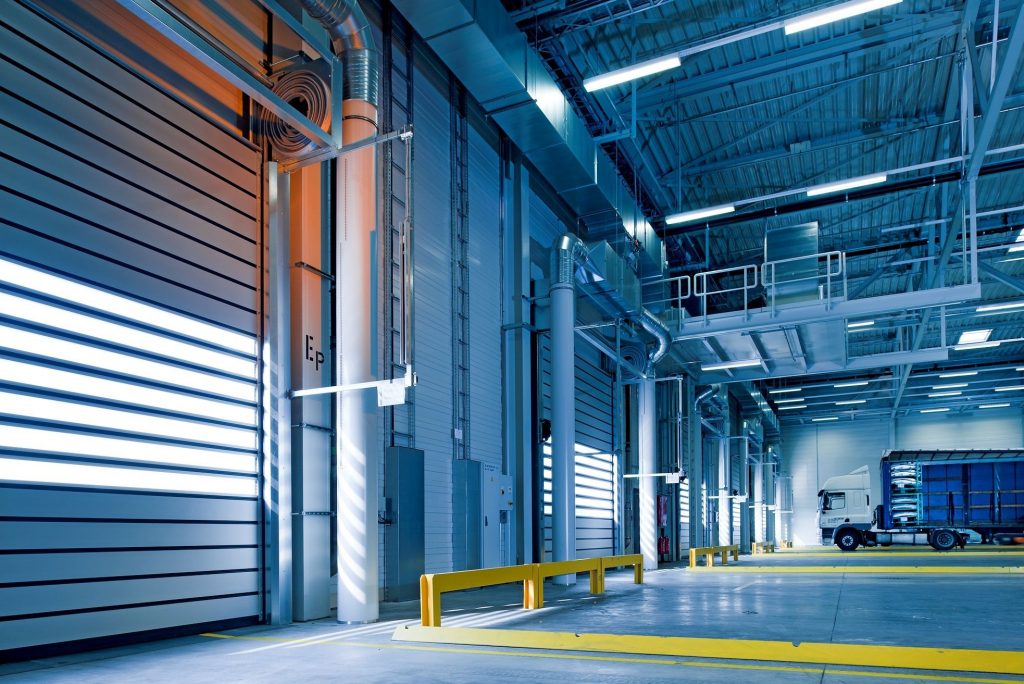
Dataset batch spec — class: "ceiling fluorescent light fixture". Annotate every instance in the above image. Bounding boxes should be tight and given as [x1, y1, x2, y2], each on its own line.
[812, 417, 839, 422]
[938, 371, 977, 378]
[976, 301, 1024, 313]
[702, 359, 762, 371]
[665, 204, 735, 225]
[774, 398, 806, 404]
[994, 386, 1024, 392]
[836, 399, 866, 405]
[980, 403, 1010, 409]
[953, 341, 1000, 350]
[769, 388, 802, 394]
[806, 174, 887, 197]
[847, 320, 875, 329]
[957, 329, 992, 345]
[834, 381, 869, 388]
[583, 55, 681, 92]
[932, 383, 967, 390]
[921, 407, 950, 414]
[928, 391, 962, 398]
[778, 405, 805, 410]
[784, 0, 902, 35]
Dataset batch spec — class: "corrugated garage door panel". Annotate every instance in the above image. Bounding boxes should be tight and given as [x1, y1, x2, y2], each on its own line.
[0, 0, 262, 654]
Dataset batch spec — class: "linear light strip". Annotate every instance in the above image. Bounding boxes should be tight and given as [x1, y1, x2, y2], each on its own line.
[806, 174, 887, 197]
[979, 403, 1011, 409]
[0, 424, 255, 473]
[0, 457, 256, 497]
[0, 358, 256, 425]
[920, 407, 950, 413]
[0, 258, 255, 354]
[0, 324, 255, 401]
[665, 205, 735, 225]
[783, 0, 902, 34]
[0, 392, 255, 450]
[0, 292, 255, 378]
[702, 359, 761, 371]
[582, 55, 681, 92]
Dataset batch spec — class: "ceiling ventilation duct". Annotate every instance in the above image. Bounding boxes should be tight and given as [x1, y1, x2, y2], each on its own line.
[391, 0, 664, 279]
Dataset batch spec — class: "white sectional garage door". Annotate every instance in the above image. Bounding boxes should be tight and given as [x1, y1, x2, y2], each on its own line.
[0, 1, 263, 654]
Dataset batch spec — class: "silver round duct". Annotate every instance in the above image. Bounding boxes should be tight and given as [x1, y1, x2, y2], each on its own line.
[265, 65, 332, 158]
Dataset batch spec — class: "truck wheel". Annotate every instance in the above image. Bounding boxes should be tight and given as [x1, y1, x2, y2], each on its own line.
[930, 529, 958, 551]
[836, 529, 860, 551]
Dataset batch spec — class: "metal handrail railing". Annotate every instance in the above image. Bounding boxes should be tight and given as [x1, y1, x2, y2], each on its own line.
[693, 264, 759, 321]
[761, 251, 846, 313]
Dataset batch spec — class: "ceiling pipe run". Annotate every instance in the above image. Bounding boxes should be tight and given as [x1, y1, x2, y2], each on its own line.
[299, 0, 381, 625]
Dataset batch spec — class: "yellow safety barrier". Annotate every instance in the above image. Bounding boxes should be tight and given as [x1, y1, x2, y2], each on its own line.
[689, 544, 739, 568]
[533, 558, 602, 608]
[752, 541, 775, 555]
[599, 554, 644, 590]
[780, 540, 793, 549]
[420, 554, 646, 627]
[420, 564, 538, 627]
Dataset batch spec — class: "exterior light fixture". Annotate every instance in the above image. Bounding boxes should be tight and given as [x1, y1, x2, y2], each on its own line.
[806, 174, 887, 197]
[701, 359, 761, 371]
[665, 204, 735, 225]
[976, 301, 1024, 313]
[583, 55, 681, 92]
[957, 329, 992, 345]
[784, 0, 902, 34]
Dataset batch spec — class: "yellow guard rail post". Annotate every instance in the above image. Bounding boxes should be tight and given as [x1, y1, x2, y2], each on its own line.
[532, 558, 602, 609]
[689, 544, 740, 568]
[598, 554, 644, 592]
[420, 564, 538, 627]
[752, 541, 775, 555]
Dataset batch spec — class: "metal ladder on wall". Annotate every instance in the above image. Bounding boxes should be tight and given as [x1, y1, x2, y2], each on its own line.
[382, 7, 415, 448]
[450, 82, 471, 461]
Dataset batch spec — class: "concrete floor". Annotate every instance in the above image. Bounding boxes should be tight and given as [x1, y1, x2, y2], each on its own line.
[3, 549, 1023, 683]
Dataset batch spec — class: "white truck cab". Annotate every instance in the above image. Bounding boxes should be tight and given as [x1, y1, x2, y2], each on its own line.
[817, 465, 872, 547]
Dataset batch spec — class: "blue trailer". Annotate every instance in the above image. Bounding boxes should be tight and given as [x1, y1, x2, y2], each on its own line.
[819, 449, 1024, 551]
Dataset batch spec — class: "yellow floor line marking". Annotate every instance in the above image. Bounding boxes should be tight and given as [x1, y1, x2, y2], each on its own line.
[689, 566, 1024, 574]
[765, 552, 1024, 558]
[391, 626, 1024, 676]
[203, 633, 1023, 683]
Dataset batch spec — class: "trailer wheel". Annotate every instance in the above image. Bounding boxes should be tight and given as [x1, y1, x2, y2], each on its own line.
[836, 529, 861, 551]
[930, 529, 958, 551]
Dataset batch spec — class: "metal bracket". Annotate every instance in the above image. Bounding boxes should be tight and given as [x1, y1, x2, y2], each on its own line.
[292, 511, 334, 516]
[280, 125, 414, 174]
[291, 368, 417, 407]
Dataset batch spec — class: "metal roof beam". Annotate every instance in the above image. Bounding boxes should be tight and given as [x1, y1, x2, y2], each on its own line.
[891, 1, 1024, 414]
[699, 348, 950, 384]
[622, 12, 960, 113]
[980, 261, 1024, 293]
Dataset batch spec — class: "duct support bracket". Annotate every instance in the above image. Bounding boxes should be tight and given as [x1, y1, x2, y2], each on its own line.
[281, 125, 413, 173]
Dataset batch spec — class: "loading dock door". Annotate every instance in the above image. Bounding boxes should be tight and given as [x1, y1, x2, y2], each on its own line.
[0, 1, 263, 654]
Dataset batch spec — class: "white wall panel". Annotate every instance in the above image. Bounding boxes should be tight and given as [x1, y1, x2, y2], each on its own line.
[784, 410, 1024, 545]
[783, 420, 889, 546]
[467, 124, 503, 470]
[411, 58, 454, 573]
[896, 411, 1023, 449]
